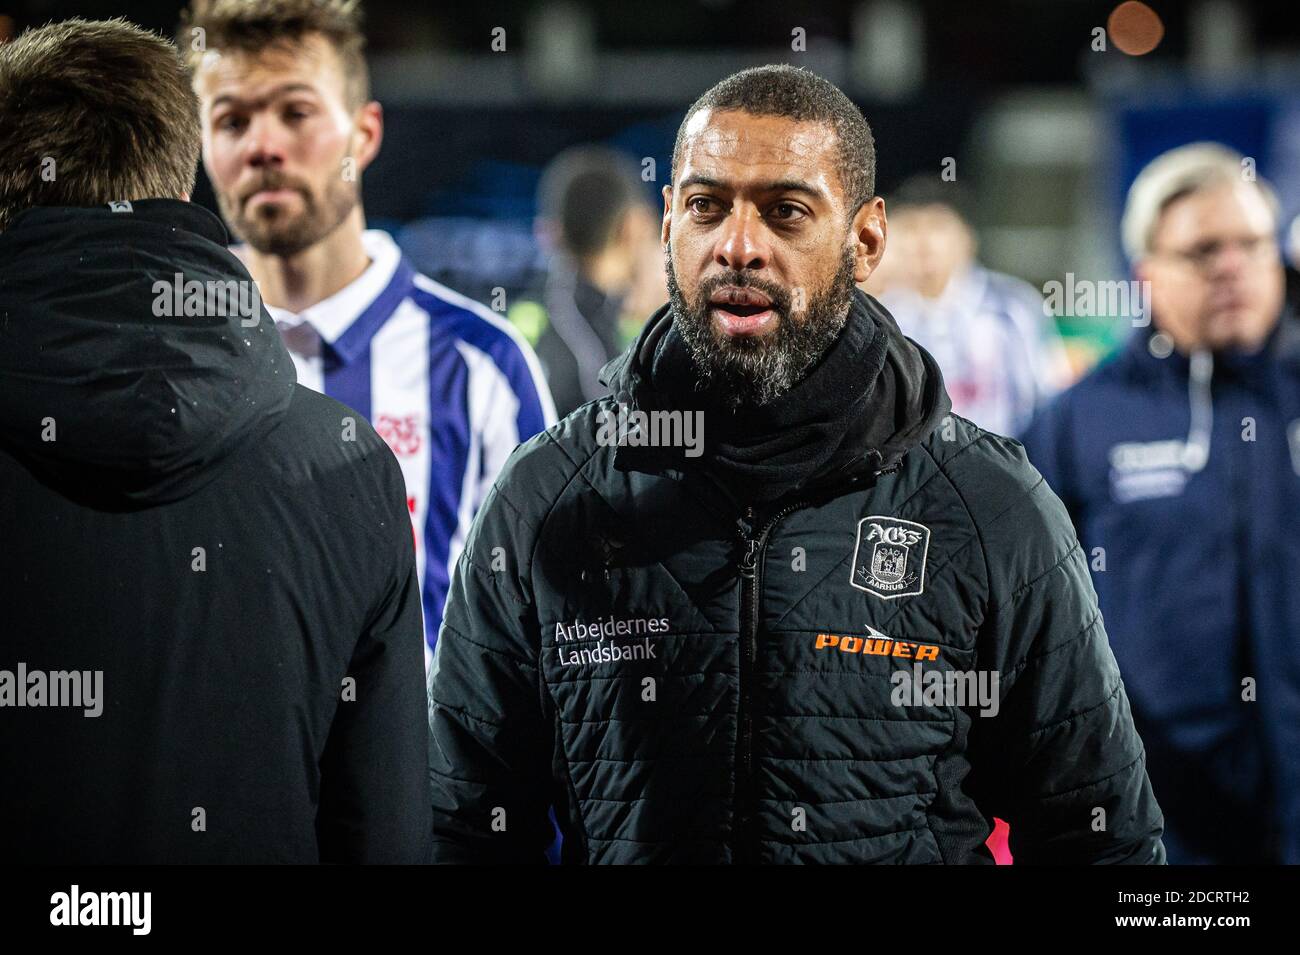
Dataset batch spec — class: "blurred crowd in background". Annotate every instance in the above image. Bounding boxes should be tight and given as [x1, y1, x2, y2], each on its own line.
[7, 0, 1297, 416]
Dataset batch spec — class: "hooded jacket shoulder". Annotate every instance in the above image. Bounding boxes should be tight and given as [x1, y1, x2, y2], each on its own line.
[0, 200, 430, 863]
[0, 200, 294, 506]
[260, 383, 413, 542]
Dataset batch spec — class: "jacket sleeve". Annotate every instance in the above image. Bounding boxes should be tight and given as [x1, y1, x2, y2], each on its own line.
[427, 475, 557, 864]
[965, 440, 1165, 864]
[316, 512, 432, 863]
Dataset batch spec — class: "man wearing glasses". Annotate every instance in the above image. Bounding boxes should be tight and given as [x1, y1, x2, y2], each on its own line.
[1022, 142, 1300, 864]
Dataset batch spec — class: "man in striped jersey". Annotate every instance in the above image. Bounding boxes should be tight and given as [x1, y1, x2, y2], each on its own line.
[183, 0, 555, 666]
[864, 177, 1073, 438]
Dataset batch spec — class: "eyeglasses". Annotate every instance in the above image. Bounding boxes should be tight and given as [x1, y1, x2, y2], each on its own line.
[1151, 235, 1278, 274]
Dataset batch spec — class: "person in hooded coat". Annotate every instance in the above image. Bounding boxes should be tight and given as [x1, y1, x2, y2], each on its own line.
[0, 19, 429, 863]
[426, 65, 1166, 864]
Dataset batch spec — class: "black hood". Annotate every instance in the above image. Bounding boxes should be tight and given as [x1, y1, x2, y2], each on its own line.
[599, 287, 951, 502]
[0, 200, 295, 508]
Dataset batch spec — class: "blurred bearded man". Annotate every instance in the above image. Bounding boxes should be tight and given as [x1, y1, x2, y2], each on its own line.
[184, 0, 554, 670]
[427, 64, 1165, 865]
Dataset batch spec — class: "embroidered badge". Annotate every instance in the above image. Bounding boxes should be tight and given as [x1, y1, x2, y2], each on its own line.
[850, 516, 930, 599]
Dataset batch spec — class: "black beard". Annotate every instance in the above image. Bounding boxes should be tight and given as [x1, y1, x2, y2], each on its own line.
[665, 243, 857, 408]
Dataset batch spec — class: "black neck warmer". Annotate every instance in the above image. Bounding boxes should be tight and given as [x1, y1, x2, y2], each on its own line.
[604, 288, 951, 506]
[653, 292, 889, 502]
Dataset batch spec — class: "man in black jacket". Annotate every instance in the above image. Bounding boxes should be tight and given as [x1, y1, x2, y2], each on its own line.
[0, 19, 429, 862]
[514, 145, 663, 417]
[428, 65, 1165, 864]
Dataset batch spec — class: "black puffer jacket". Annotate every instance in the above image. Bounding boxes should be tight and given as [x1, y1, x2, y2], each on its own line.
[0, 200, 429, 863]
[428, 289, 1165, 864]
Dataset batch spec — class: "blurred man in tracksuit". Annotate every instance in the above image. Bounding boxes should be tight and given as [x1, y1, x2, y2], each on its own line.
[1022, 143, 1300, 864]
[183, 0, 554, 668]
[510, 145, 665, 417]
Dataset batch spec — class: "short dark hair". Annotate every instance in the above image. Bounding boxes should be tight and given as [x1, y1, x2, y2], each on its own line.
[0, 18, 200, 232]
[537, 145, 646, 257]
[671, 64, 876, 216]
[179, 0, 370, 110]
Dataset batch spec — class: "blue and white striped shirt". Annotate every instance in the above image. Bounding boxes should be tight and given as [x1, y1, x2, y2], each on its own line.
[267, 230, 556, 668]
[879, 265, 1071, 438]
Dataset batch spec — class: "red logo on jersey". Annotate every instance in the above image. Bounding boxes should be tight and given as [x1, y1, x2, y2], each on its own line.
[376, 413, 423, 457]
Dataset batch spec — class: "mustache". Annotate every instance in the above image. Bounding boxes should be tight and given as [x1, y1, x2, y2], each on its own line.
[239, 171, 310, 205]
[695, 271, 793, 317]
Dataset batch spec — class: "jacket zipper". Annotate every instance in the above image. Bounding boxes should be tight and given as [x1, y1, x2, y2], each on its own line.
[733, 498, 812, 863]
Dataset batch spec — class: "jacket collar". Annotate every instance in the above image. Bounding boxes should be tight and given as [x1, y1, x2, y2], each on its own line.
[2, 198, 228, 246]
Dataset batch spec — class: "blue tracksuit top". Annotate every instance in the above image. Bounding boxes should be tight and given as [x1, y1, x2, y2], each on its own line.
[1021, 316, 1300, 864]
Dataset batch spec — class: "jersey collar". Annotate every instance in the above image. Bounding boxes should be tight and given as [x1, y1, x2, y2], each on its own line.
[264, 229, 415, 365]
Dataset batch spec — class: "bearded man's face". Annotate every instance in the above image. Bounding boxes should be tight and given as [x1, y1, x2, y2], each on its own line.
[662, 108, 877, 407]
[196, 34, 367, 257]
[666, 240, 857, 407]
